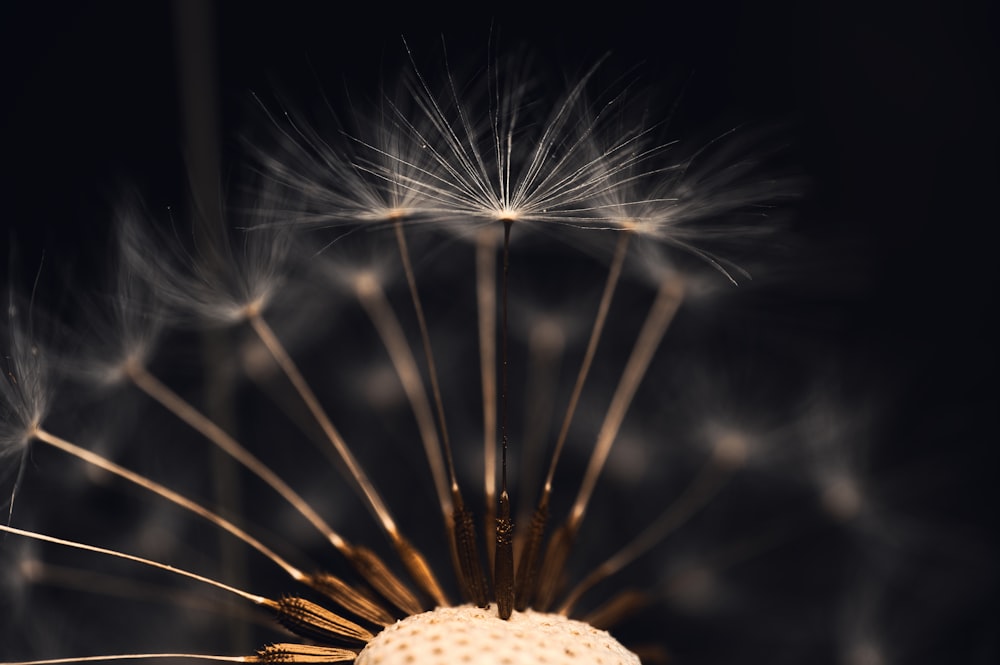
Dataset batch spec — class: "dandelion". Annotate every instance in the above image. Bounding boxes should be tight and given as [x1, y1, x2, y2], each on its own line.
[2, 36, 975, 665]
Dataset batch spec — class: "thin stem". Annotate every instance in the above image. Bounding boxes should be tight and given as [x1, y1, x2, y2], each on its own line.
[393, 217, 487, 607]
[0, 655, 251, 664]
[0, 524, 269, 606]
[581, 589, 652, 631]
[253, 645, 357, 663]
[476, 227, 498, 566]
[236, 339, 425, 616]
[514, 320, 564, 542]
[534, 275, 684, 610]
[494, 220, 515, 619]
[393, 219, 487, 606]
[352, 273, 451, 520]
[568, 276, 684, 531]
[499, 220, 512, 537]
[126, 363, 350, 553]
[514, 231, 629, 610]
[544, 232, 630, 498]
[24, 560, 271, 628]
[392, 219, 458, 493]
[247, 311, 446, 607]
[247, 311, 398, 537]
[557, 445, 740, 615]
[30, 428, 306, 584]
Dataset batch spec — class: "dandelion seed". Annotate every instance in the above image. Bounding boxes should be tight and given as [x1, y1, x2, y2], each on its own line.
[117, 197, 293, 328]
[1, 297, 49, 524]
[393, 51, 658, 232]
[1, 307, 45, 445]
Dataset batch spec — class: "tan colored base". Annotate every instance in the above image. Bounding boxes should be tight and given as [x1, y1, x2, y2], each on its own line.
[355, 605, 639, 665]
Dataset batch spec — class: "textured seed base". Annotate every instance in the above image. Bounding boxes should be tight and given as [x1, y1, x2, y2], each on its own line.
[355, 605, 640, 665]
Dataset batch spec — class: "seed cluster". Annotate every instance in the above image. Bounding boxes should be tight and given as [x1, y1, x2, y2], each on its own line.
[355, 606, 640, 665]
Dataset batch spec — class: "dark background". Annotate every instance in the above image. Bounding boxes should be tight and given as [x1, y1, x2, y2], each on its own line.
[2, 0, 996, 662]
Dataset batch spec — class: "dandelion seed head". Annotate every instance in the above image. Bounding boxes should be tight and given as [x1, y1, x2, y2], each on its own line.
[710, 428, 749, 469]
[252, 76, 449, 232]
[355, 605, 639, 665]
[529, 317, 566, 352]
[1, 306, 47, 455]
[1, 537, 37, 603]
[82, 458, 113, 485]
[72, 263, 166, 390]
[508, 296, 586, 351]
[318, 249, 396, 297]
[612, 217, 656, 234]
[821, 472, 865, 522]
[495, 208, 521, 223]
[239, 335, 277, 382]
[384, 207, 413, 222]
[353, 270, 381, 298]
[665, 563, 722, 614]
[263, 46, 706, 243]
[117, 200, 294, 328]
[17, 551, 42, 583]
[845, 642, 886, 665]
[795, 394, 878, 525]
[835, 574, 894, 665]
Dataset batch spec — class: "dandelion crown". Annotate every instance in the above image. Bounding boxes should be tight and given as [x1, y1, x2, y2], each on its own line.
[2, 40, 804, 665]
